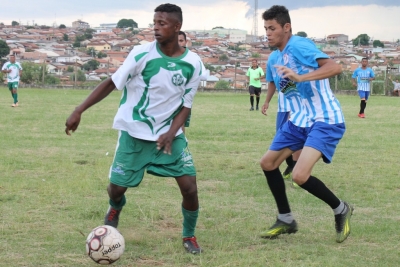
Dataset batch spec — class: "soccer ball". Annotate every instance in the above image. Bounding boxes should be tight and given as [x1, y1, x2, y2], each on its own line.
[86, 225, 125, 265]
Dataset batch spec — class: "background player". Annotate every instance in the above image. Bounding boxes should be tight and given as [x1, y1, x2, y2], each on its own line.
[352, 57, 375, 118]
[1, 55, 23, 107]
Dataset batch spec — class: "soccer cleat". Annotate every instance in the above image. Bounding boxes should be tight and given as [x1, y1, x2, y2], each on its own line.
[256, 106, 259, 111]
[15, 102, 19, 107]
[183, 236, 202, 254]
[260, 218, 298, 239]
[250, 106, 254, 111]
[282, 165, 293, 179]
[335, 202, 354, 243]
[360, 113, 365, 118]
[291, 179, 300, 188]
[104, 206, 122, 228]
[11, 103, 16, 107]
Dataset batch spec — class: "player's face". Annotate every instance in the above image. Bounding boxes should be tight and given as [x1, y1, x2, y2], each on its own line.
[252, 60, 257, 68]
[178, 34, 186, 47]
[264, 19, 290, 50]
[153, 12, 181, 44]
[9, 56, 15, 63]
[361, 59, 368, 68]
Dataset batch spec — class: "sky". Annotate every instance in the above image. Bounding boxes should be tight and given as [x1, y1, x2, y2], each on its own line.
[1, 0, 399, 41]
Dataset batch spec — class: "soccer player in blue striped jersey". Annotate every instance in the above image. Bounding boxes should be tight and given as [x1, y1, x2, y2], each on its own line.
[259, 5, 353, 243]
[352, 58, 375, 118]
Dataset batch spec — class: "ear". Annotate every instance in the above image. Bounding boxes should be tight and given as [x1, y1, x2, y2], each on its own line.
[283, 23, 291, 33]
[175, 22, 182, 33]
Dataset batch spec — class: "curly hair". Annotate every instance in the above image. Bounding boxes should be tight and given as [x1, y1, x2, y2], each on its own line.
[154, 3, 183, 23]
[262, 5, 290, 28]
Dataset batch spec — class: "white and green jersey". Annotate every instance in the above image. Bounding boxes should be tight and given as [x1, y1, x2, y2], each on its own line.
[2, 61, 23, 82]
[111, 41, 203, 141]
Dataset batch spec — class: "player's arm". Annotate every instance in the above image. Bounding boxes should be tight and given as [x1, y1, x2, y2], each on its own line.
[275, 58, 341, 82]
[65, 78, 116, 135]
[261, 81, 276, 116]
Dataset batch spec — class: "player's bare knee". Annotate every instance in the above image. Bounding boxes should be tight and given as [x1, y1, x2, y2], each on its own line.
[292, 170, 308, 185]
[260, 157, 276, 171]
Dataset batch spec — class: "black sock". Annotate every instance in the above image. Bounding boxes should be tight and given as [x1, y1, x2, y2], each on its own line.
[263, 168, 291, 214]
[256, 96, 260, 107]
[285, 155, 294, 167]
[360, 100, 366, 114]
[299, 176, 340, 209]
[250, 96, 254, 107]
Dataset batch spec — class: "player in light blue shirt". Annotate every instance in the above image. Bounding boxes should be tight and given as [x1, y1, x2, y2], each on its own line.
[259, 5, 352, 243]
[352, 57, 375, 118]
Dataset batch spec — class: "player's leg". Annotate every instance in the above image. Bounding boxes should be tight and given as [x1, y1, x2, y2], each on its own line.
[363, 91, 370, 117]
[13, 82, 19, 106]
[294, 122, 353, 243]
[105, 131, 147, 228]
[276, 112, 293, 179]
[8, 83, 15, 107]
[358, 91, 366, 118]
[249, 86, 255, 111]
[147, 133, 201, 253]
[255, 88, 261, 110]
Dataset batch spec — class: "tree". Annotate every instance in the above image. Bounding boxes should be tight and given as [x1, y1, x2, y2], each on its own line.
[204, 63, 216, 72]
[59, 24, 66, 29]
[63, 34, 69, 41]
[12, 21, 19, 26]
[214, 80, 231, 89]
[84, 28, 95, 40]
[67, 66, 74, 72]
[373, 40, 384, 48]
[97, 51, 107, 58]
[87, 47, 97, 57]
[352, 34, 370, 46]
[44, 75, 60, 84]
[296, 31, 307, 37]
[117, 19, 138, 28]
[82, 59, 100, 71]
[212, 26, 224, 30]
[219, 54, 229, 61]
[251, 52, 261, 58]
[0, 40, 10, 58]
[73, 35, 85, 47]
[70, 70, 86, 82]
[20, 62, 42, 84]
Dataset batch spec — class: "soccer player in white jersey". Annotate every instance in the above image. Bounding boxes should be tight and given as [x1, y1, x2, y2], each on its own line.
[259, 5, 353, 243]
[65, 3, 204, 254]
[1, 55, 23, 107]
[352, 57, 375, 118]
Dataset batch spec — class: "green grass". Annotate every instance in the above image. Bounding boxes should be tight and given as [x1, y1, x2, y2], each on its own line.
[1, 88, 400, 266]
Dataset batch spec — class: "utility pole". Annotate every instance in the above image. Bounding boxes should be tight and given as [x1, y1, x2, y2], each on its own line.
[253, 0, 258, 42]
[74, 59, 77, 87]
[42, 56, 45, 84]
[234, 58, 237, 89]
[107, 58, 110, 78]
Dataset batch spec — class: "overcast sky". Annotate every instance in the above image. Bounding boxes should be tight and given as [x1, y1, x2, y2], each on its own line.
[1, 1, 399, 41]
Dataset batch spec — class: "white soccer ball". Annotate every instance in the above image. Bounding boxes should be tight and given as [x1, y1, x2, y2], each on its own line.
[86, 225, 125, 265]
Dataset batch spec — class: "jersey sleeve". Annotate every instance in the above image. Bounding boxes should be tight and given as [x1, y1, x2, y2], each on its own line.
[1, 63, 7, 71]
[352, 69, 358, 79]
[292, 38, 329, 68]
[259, 67, 265, 77]
[266, 54, 275, 82]
[246, 68, 250, 77]
[112, 45, 145, 90]
[182, 60, 202, 109]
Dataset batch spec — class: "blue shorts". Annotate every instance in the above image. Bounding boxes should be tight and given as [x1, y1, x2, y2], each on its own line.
[269, 121, 346, 163]
[358, 90, 370, 100]
[276, 112, 290, 132]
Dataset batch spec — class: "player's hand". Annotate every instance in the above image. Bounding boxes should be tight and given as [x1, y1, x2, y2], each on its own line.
[274, 65, 302, 82]
[65, 110, 82, 135]
[254, 77, 259, 81]
[261, 102, 269, 116]
[156, 132, 175, 155]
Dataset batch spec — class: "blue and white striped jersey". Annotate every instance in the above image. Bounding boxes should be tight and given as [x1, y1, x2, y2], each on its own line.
[277, 92, 290, 112]
[352, 67, 375, 91]
[266, 36, 344, 127]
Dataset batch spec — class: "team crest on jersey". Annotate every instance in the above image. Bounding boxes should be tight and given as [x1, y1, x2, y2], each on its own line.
[172, 73, 185, 86]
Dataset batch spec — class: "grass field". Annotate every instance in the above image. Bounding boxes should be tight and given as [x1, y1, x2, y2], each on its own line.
[1, 88, 400, 267]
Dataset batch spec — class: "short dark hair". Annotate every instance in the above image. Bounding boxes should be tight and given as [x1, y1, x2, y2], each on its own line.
[262, 5, 291, 28]
[362, 57, 368, 61]
[178, 31, 186, 40]
[154, 3, 183, 23]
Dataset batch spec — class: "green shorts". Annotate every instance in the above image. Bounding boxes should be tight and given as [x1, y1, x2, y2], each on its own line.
[8, 82, 19, 90]
[109, 131, 196, 187]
